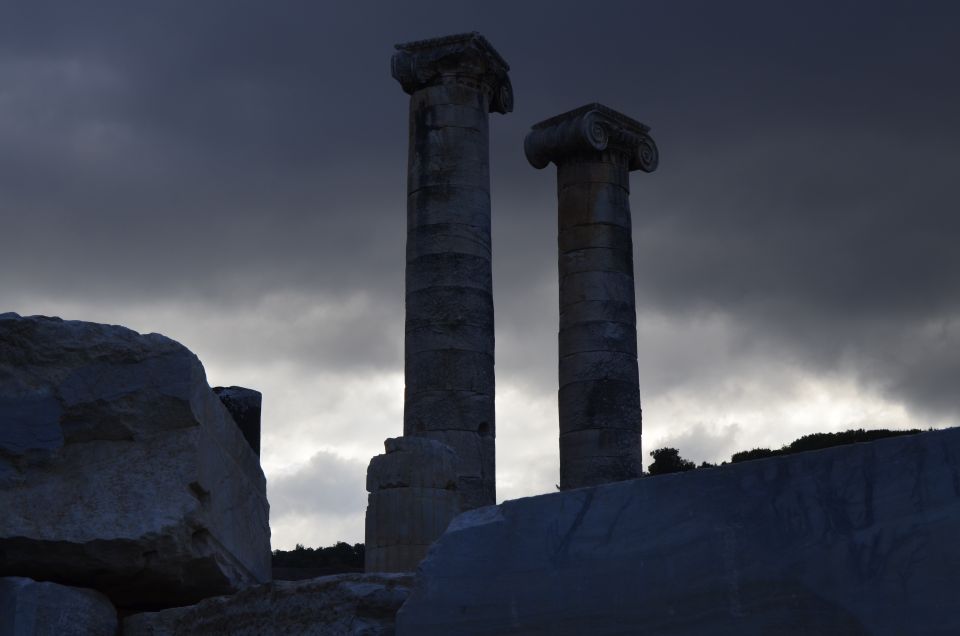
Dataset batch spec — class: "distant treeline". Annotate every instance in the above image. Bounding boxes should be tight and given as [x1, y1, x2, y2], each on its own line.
[272, 541, 364, 570]
[648, 428, 924, 476]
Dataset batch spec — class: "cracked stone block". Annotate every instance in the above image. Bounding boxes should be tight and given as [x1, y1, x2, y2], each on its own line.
[397, 428, 960, 635]
[0, 313, 270, 609]
[0, 576, 117, 636]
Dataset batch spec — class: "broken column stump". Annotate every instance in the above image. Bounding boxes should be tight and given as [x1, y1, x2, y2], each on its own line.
[364, 437, 459, 572]
[213, 385, 262, 455]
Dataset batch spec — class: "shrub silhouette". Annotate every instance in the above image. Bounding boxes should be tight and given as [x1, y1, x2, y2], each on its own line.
[730, 447, 778, 463]
[729, 428, 921, 464]
[648, 447, 696, 475]
[651, 428, 924, 475]
[272, 541, 364, 570]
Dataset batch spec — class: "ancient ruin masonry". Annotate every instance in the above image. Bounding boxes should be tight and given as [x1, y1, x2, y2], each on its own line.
[525, 104, 658, 490]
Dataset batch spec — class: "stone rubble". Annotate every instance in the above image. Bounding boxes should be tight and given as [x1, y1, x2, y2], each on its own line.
[123, 573, 413, 636]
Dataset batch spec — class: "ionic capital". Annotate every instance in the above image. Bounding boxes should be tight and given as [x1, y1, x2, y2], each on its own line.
[524, 103, 658, 172]
[391, 32, 513, 114]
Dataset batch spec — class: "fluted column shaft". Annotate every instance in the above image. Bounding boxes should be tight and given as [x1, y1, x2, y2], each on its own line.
[525, 103, 658, 490]
[393, 32, 512, 510]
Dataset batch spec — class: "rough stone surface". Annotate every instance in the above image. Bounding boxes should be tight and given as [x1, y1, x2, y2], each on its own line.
[365, 437, 460, 572]
[212, 386, 262, 455]
[418, 430, 494, 510]
[0, 576, 117, 636]
[397, 428, 960, 635]
[366, 437, 458, 492]
[526, 104, 657, 490]
[0, 313, 270, 609]
[123, 573, 413, 636]
[395, 32, 511, 511]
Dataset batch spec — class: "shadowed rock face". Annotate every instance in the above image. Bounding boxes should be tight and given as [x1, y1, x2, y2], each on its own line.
[0, 313, 270, 609]
[0, 576, 118, 636]
[123, 573, 414, 636]
[396, 427, 960, 635]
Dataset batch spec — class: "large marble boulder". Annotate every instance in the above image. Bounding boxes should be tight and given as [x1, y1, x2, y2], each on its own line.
[0, 313, 270, 608]
[0, 576, 117, 636]
[397, 427, 960, 635]
[123, 572, 413, 636]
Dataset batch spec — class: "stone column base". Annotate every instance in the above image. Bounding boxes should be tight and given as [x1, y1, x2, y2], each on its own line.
[364, 437, 460, 572]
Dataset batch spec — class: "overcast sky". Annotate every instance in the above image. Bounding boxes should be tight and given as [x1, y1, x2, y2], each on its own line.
[2, 1, 959, 549]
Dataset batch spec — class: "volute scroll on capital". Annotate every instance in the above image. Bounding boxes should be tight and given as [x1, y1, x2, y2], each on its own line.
[391, 31, 513, 114]
[524, 103, 658, 172]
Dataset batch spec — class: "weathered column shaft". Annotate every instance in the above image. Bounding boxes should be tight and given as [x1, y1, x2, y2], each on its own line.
[393, 32, 512, 510]
[558, 159, 640, 488]
[525, 103, 658, 490]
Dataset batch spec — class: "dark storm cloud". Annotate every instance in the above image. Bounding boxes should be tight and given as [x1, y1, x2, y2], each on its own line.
[1, 0, 959, 421]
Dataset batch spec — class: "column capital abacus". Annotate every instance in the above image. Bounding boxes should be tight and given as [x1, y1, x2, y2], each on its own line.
[391, 32, 513, 114]
[524, 103, 658, 172]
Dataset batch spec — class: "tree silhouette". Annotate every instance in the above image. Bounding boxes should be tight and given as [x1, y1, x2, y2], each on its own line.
[729, 428, 922, 464]
[272, 541, 364, 570]
[648, 447, 696, 475]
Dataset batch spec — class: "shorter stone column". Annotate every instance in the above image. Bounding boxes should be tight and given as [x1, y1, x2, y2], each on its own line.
[213, 386, 262, 455]
[525, 103, 658, 490]
[364, 437, 460, 572]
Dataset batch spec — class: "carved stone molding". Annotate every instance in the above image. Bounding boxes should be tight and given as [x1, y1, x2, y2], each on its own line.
[524, 103, 658, 172]
[391, 32, 513, 114]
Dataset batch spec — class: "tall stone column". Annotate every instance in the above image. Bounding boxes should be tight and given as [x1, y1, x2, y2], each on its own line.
[392, 32, 512, 510]
[524, 103, 658, 490]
